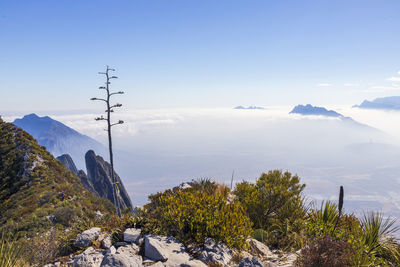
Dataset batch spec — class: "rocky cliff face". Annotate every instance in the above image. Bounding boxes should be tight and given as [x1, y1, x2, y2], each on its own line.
[56, 154, 78, 174]
[57, 154, 99, 197]
[56, 151, 132, 210]
[77, 170, 99, 197]
[85, 150, 133, 211]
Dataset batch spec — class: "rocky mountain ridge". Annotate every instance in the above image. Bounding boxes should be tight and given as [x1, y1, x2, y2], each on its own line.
[0, 118, 115, 237]
[57, 151, 133, 211]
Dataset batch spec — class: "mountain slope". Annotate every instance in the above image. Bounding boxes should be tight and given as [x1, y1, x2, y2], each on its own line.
[13, 114, 106, 169]
[0, 118, 114, 237]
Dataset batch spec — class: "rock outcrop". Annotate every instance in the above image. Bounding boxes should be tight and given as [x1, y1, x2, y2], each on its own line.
[75, 227, 102, 247]
[77, 170, 98, 196]
[198, 238, 233, 266]
[57, 154, 79, 174]
[57, 151, 133, 210]
[85, 150, 133, 210]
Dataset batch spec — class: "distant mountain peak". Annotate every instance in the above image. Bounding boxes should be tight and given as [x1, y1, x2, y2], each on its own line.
[354, 96, 400, 110]
[13, 114, 105, 169]
[289, 104, 343, 117]
[234, 105, 265, 110]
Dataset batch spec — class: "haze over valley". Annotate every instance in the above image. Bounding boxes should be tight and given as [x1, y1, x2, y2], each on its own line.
[5, 104, 400, 220]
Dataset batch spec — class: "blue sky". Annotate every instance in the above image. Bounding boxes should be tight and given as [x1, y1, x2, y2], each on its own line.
[1, 0, 400, 113]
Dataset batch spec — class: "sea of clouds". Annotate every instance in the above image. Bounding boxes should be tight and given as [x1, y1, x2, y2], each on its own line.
[4, 106, 400, 219]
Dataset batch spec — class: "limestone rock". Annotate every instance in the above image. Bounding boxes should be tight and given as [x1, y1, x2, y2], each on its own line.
[238, 257, 265, 267]
[198, 238, 232, 266]
[144, 235, 191, 265]
[124, 228, 141, 244]
[117, 244, 140, 256]
[101, 244, 142, 267]
[100, 253, 142, 267]
[247, 239, 273, 258]
[101, 234, 112, 249]
[72, 247, 104, 267]
[75, 227, 101, 247]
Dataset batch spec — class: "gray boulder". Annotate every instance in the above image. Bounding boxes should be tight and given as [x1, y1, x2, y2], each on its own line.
[101, 244, 142, 267]
[152, 259, 207, 267]
[247, 239, 273, 258]
[238, 257, 265, 267]
[198, 238, 232, 265]
[117, 244, 140, 255]
[72, 247, 104, 267]
[100, 253, 142, 267]
[144, 235, 192, 265]
[101, 234, 112, 249]
[124, 228, 141, 244]
[75, 227, 101, 247]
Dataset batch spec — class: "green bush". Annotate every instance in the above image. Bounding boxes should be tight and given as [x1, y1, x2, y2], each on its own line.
[234, 170, 307, 249]
[142, 184, 252, 249]
[53, 206, 76, 226]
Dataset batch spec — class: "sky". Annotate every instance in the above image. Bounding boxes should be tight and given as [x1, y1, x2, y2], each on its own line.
[1, 0, 400, 113]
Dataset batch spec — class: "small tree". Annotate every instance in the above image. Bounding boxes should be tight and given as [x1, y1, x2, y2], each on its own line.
[234, 170, 307, 248]
[91, 66, 124, 217]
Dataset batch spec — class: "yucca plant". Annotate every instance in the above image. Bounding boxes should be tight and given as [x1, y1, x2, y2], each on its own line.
[307, 201, 339, 238]
[312, 201, 339, 225]
[360, 211, 400, 263]
[0, 233, 27, 267]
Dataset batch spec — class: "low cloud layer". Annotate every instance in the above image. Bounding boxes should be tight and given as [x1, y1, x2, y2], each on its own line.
[5, 107, 400, 219]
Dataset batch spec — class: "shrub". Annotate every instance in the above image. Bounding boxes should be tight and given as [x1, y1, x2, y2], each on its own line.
[142, 184, 252, 249]
[53, 206, 75, 226]
[234, 170, 307, 249]
[295, 235, 354, 267]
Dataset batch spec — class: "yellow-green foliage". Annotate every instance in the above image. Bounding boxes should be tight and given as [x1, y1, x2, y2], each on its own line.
[142, 181, 252, 249]
[234, 170, 307, 249]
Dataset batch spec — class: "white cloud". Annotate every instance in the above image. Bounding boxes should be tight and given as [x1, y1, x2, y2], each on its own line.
[317, 83, 333, 87]
[344, 83, 360, 87]
[388, 77, 400, 82]
[386, 70, 400, 82]
[364, 85, 400, 93]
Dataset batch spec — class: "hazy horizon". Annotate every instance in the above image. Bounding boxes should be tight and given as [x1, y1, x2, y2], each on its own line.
[4, 106, 400, 221]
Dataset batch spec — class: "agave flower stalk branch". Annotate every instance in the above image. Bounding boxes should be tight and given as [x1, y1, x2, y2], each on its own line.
[91, 66, 125, 217]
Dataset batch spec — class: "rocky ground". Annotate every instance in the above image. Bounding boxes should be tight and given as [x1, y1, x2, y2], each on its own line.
[44, 227, 297, 267]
